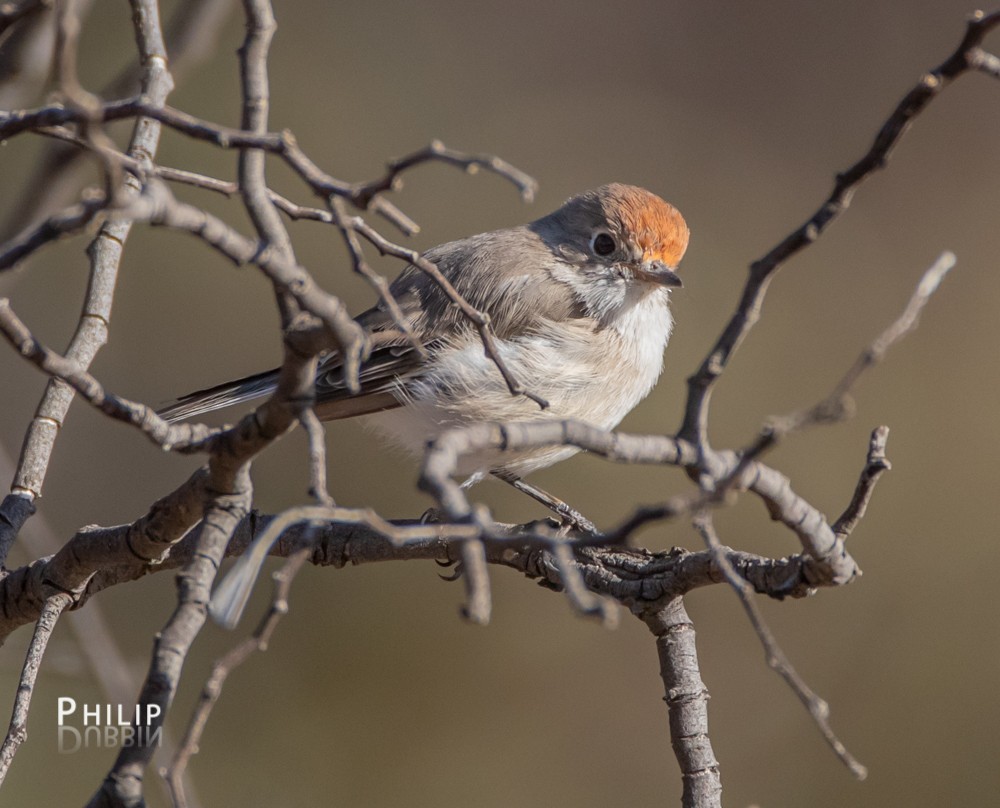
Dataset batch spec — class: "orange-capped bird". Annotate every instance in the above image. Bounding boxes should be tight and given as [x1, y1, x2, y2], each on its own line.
[160, 184, 689, 525]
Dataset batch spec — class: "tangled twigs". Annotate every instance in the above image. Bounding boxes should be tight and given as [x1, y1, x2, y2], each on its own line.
[328, 196, 426, 356]
[0, 91, 544, 403]
[0, 0, 174, 575]
[0, 3, 996, 806]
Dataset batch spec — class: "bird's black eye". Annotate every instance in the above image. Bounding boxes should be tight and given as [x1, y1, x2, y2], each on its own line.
[591, 232, 616, 257]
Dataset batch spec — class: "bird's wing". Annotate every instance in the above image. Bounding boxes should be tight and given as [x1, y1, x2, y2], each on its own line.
[310, 230, 586, 418]
[158, 228, 580, 423]
[156, 326, 429, 423]
[311, 331, 432, 420]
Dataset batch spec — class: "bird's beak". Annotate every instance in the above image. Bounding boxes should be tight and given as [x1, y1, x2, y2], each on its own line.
[635, 259, 683, 287]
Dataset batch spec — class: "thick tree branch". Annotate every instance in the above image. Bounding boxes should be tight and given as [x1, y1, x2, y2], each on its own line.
[640, 598, 721, 808]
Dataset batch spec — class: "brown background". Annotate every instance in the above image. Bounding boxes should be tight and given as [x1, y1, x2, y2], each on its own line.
[1, 0, 999, 805]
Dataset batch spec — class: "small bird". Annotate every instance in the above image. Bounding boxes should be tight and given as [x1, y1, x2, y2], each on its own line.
[160, 183, 689, 527]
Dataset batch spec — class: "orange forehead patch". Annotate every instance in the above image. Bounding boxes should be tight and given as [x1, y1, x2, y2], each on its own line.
[602, 185, 690, 268]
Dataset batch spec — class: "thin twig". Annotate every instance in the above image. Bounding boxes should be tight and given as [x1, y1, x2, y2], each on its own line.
[833, 426, 891, 539]
[350, 138, 538, 208]
[459, 537, 491, 625]
[547, 539, 617, 625]
[0, 189, 106, 271]
[0, 297, 227, 452]
[53, 0, 125, 202]
[0, 103, 538, 229]
[299, 408, 334, 507]
[162, 547, 309, 808]
[0, 593, 72, 785]
[786, 252, 955, 431]
[692, 512, 868, 780]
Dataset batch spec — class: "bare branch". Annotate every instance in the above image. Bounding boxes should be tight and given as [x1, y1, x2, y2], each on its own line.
[299, 408, 334, 507]
[0, 501, 829, 644]
[419, 419, 860, 588]
[640, 598, 721, 808]
[678, 15, 999, 447]
[91, 474, 252, 808]
[458, 537, 491, 624]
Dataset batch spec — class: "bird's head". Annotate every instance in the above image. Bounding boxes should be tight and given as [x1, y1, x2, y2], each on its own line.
[533, 183, 690, 322]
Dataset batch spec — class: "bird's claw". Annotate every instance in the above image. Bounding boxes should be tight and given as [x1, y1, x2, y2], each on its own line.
[437, 560, 464, 582]
[420, 507, 446, 525]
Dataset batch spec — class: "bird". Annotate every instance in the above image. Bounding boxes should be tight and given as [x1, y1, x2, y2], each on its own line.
[159, 183, 689, 531]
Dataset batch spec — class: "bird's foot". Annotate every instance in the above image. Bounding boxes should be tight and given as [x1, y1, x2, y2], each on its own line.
[435, 557, 463, 582]
[552, 504, 598, 537]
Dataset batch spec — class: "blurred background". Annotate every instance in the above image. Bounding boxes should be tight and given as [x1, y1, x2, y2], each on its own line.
[1, 0, 999, 805]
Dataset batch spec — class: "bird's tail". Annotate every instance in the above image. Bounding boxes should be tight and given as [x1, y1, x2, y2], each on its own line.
[156, 368, 279, 423]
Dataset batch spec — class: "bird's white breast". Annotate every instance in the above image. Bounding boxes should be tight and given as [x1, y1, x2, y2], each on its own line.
[364, 288, 673, 476]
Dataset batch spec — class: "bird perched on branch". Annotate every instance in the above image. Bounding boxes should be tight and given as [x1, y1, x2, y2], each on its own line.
[159, 183, 689, 529]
